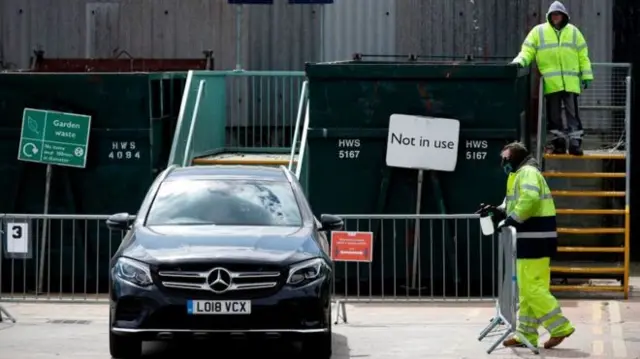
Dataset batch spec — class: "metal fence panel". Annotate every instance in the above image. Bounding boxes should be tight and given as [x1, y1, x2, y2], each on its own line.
[537, 63, 631, 152]
[1, 213, 507, 304]
[225, 72, 306, 148]
[578, 63, 630, 151]
[333, 214, 500, 302]
[0, 214, 126, 303]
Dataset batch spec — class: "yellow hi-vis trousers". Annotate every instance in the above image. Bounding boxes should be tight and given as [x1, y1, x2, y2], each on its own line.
[516, 258, 574, 345]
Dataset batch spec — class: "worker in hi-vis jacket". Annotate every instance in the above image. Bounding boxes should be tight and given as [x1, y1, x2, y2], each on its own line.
[510, 1, 593, 156]
[478, 142, 575, 349]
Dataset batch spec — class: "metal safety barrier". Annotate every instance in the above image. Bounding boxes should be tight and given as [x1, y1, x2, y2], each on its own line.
[1, 213, 504, 305]
[331, 214, 501, 305]
[478, 227, 538, 355]
[0, 214, 126, 304]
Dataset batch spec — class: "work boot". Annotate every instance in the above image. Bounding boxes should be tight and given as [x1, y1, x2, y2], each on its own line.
[544, 327, 575, 349]
[568, 139, 583, 156]
[547, 138, 567, 154]
[503, 338, 526, 348]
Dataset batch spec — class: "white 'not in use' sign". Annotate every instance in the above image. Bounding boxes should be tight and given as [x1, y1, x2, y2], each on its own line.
[385, 114, 460, 172]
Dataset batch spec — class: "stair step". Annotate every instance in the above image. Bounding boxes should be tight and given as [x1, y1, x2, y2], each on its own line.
[192, 153, 297, 166]
[551, 190, 625, 197]
[558, 227, 625, 234]
[193, 158, 293, 165]
[544, 152, 626, 160]
[551, 266, 624, 274]
[557, 246, 625, 253]
[543, 171, 626, 178]
[556, 209, 626, 215]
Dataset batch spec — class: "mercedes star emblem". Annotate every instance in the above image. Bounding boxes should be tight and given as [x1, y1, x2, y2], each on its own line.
[207, 267, 232, 293]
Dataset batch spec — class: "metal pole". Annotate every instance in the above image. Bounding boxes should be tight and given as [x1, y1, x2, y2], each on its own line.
[289, 81, 309, 172]
[235, 5, 243, 70]
[37, 164, 52, 294]
[535, 78, 545, 163]
[0, 305, 16, 323]
[295, 102, 311, 179]
[183, 80, 206, 167]
[410, 169, 424, 289]
[624, 75, 631, 299]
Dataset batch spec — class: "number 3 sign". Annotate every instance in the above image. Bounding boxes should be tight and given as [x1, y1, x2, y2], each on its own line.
[5, 222, 30, 255]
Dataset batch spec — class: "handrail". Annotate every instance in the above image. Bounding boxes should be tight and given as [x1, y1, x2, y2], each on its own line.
[295, 102, 311, 179]
[288, 81, 308, 171]
[167, 70, 195, 166]
[182, 80, 206, 167]
[535, 77, 545, 163]
[624, 75, 632, 299]
[288, 81, 310, 179]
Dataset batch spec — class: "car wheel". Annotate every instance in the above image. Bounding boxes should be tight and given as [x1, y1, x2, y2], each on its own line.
[109, 331, 142, 359]
[302, 332, 332, 359]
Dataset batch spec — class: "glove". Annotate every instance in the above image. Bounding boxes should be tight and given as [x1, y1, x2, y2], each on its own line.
[497, 216, 518, 230]
[582, 80, 591, 89]
[508, 62, 522, 67]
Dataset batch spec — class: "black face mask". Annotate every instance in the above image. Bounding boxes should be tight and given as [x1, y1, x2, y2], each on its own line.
[501, 151, 529, 175]
[501, 157, 514, 175]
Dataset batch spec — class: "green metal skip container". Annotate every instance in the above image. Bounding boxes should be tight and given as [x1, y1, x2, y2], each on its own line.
[0, 72, 187, 295]
[303, 60, 532, 297]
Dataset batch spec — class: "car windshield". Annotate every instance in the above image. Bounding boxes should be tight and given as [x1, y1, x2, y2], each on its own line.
[145, 178, 303, 226]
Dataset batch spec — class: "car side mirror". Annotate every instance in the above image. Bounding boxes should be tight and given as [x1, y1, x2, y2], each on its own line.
[320, 214, 344, 231]
[106, 212, 133, 231]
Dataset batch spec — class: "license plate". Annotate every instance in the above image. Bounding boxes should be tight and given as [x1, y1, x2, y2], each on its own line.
[187, 300, 251, 315]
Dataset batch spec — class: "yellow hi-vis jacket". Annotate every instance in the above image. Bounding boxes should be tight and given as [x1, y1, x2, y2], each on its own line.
[512, 3, 593, 95]
[505, 159, 558, 259]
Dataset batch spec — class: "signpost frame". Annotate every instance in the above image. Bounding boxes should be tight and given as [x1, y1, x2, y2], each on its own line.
[330, 230, 374, 324]
[17, 108, 91, 293]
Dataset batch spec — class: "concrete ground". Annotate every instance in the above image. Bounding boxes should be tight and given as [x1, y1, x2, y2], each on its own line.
[1, 300, 639, 359]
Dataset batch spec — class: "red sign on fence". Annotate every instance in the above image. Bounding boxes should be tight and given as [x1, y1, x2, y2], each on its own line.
[330, 231, 373, 262]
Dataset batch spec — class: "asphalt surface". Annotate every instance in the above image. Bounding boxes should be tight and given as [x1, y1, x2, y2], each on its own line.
[1, 300, 640, 358]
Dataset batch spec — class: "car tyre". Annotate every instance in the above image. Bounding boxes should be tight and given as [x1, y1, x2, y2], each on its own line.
[109, 331, 142, 359]
[302, 332, 332, 359]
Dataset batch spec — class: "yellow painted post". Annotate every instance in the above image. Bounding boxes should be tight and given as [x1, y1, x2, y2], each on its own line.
[624, 205, 630, 299]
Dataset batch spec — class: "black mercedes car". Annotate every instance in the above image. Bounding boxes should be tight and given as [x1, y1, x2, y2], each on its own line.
[106, 165, 342, 358]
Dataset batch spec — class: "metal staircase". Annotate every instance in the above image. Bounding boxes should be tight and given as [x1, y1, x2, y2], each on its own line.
[192, 80, 309, 169]
[535, 63, 631, 298]
[166, 70, 306, 168]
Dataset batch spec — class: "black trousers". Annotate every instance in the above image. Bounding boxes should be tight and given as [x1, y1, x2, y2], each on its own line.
[545, 91, 583, 141]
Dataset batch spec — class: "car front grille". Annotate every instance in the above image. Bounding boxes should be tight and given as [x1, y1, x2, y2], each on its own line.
[156, 264, 282, 297]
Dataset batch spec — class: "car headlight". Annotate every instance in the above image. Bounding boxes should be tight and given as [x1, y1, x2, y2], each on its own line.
[287, 258, 330, 285]
[114, 257, 153, 288]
